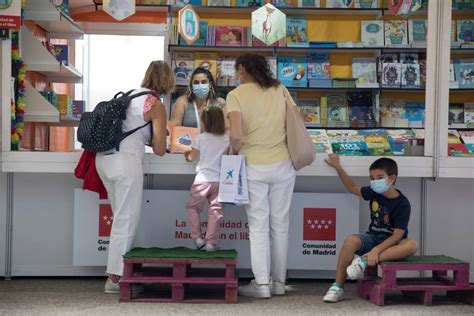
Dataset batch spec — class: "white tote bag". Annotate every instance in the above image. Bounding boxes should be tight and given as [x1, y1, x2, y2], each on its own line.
[218, 154, 249, 205]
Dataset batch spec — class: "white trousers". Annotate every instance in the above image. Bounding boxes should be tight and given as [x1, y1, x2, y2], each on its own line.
[96, 152, 144, 276]
[245, 160, 296, 285]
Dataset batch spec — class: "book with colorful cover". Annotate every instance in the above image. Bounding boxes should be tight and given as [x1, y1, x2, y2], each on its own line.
[352, 57, 378, 88]
[299, 99, 321, 127]
[286, 17, 309, 47]
[409, 20, 428, 47]
[454, 59, 474, 89]
[179, 20, 208, 46]
[54, 44, 68, 65]
[172, 52, 194, 86]
[176, 0, 202, 6]
[326, 94, 349, 127]
[361, 20, 384, 47]
[217, 56, 236, 87]
[329, 136, 370, 156]
[377, 54, 398, 83]
[307, 129, 333, 154]
[308, 52, 331, 87]
[326, 0, 354, 8]
[195, 52, 218, 79]
[448, 143, 471, 156]
[298, 0, 320, 7]
[406, 102, 425, 128]
[169, 125, 200, 153]
[357, 129, 393, 156]
[355, 0, 377, 8]
[215, 26, 243, 47]
[401, 63, 421, 88]
[465, 103, 474, 124]
[384, 20, 408, 47]
[459, 130, 474, 144]
[382, 63, 402, 88]
[208, 0, 231, 6]
[348, 91, 376, 127]
[380, 99, 408, 128]
[387, 129, 415, 156]
[448, 129, 462, 144]
[278, 56, 308, 88]
[457, 20, 474, 44]
[272, 0, 293, 7]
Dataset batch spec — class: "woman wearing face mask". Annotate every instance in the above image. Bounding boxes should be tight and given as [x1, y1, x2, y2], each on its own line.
[171, 68, 227, 130]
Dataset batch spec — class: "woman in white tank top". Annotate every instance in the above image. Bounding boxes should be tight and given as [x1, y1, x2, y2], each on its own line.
[95, 61, 175, 294]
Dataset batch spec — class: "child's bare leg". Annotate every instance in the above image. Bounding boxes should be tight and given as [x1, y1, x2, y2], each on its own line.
[335, 235, 363, 285]
[378, 239, 418, 262]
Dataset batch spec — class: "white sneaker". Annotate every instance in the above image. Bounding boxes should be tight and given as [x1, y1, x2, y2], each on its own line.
[346, 255, 368, 280]
[104, 278, 119, 294]
[270, 280, 286, 295]
[205, 243, 219, 252]
[104, 279, 145, 294]
[323, 284, 344, 303]
[194, 237, 206, 250]
[238, 280, 271, 299]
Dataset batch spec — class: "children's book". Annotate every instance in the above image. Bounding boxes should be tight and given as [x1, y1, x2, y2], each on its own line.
[347, 92, 376, 127]
[326, 0, 354, 8]
[401, 63, 421, 88]
[363, 133, 393, 156]
[176, 0, 202, 6]
[448, 143, 471, 156]
[217, 56, 237, 87]
[454, 59, 474, 89]
[307, 129, 333, 154]
[384, 20, 408, 47]
[419, 54, 427, 87]
[286, 17, 309, 47]
[457, 20, 474, 44]
[169, 125, 200, 154]
[308, 53, 331, 87]
[298, 0, 320, 7]
[195, 52, 218, 79]
[380, 98, 408, 128]
[361, 20, 384, 47]
[54, 44, 68, 65]
[326, 94, 349, 128]
[400, 53, 419, 64]
[329, 135, 370, 156]
[215, 26, 243, 47]
[449, 103, 465, 125]
[352, 57, 378, 88]
[382, 63, 402, 88]
[236, 0, 261, 7]
[172, 52, 194, 86]
[355, 0, 377, 8]
[72, 100, 85, 119]
[179, 20, 208, 46]
[278, 56, 308, 88]
[465, 103, 474, 124]
[459, 130, 474, 144]
[377, 53, 398, 83]
[208, 0, 231, 6]
[452, 19, 459, 47]
[405, 102, 425, 128]
[409, 20, 428, 47]
[387, 129, 415, 156]
[272, 0, 293, 7]
[299, 99, 321, 127]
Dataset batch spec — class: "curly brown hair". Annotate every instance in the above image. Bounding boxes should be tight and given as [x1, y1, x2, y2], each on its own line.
[235, 54, 279, 89]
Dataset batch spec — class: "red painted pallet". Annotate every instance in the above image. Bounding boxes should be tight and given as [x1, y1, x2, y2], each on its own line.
[357, 255, 474, 306]
[119, 248, 238, 304]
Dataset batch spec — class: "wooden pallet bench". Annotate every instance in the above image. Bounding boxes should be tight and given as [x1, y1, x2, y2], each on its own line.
[119, 247, 238, 303]
[357, 255, 474, 306]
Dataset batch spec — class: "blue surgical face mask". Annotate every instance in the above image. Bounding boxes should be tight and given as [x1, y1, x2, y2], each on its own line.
[370, 178, 391, 194]
[192, 83, 210, 99]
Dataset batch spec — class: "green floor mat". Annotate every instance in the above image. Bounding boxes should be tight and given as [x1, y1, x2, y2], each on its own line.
[124, 247, 237, 259]
[385, 255, 466, 264]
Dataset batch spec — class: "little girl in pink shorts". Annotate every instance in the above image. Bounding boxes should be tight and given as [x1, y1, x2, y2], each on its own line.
[184, 106, 229, 251]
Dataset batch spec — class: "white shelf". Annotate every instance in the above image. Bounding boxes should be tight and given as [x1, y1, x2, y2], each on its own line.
[2, 152, 433, 177]
[21, 26, 82, 83]
[24, 82, 60, 123]
[438, 157, 474, 178]
[24, 0, 84, 39]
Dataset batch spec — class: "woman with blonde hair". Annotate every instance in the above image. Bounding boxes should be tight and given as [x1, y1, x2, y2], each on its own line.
[95, 60, 175, 293]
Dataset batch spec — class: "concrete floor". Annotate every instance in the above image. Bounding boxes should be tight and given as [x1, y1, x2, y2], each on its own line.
[0, 278, 473, 316]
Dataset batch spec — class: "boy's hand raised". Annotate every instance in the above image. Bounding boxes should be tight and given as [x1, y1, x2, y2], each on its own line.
[325, 154, 341, 169]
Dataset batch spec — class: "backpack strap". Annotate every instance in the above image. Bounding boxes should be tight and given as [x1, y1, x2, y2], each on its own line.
[116, 122, 151, 151]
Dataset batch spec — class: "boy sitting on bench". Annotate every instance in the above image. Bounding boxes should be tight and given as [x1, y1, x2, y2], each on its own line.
[323, 155, 419, 303]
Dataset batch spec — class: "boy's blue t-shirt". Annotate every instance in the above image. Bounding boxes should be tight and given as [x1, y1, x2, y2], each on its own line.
[361, 186, 411, 238]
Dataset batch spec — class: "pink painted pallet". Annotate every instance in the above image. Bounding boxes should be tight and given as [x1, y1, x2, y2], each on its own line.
[357, 255, 474, 306]
[119, 257, 238, 303]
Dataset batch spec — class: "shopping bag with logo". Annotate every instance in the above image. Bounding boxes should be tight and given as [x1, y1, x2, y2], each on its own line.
[218, 154, 249, 205]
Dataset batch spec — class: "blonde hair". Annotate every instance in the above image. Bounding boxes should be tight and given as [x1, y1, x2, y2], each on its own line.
[141, 60, 175, 94]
